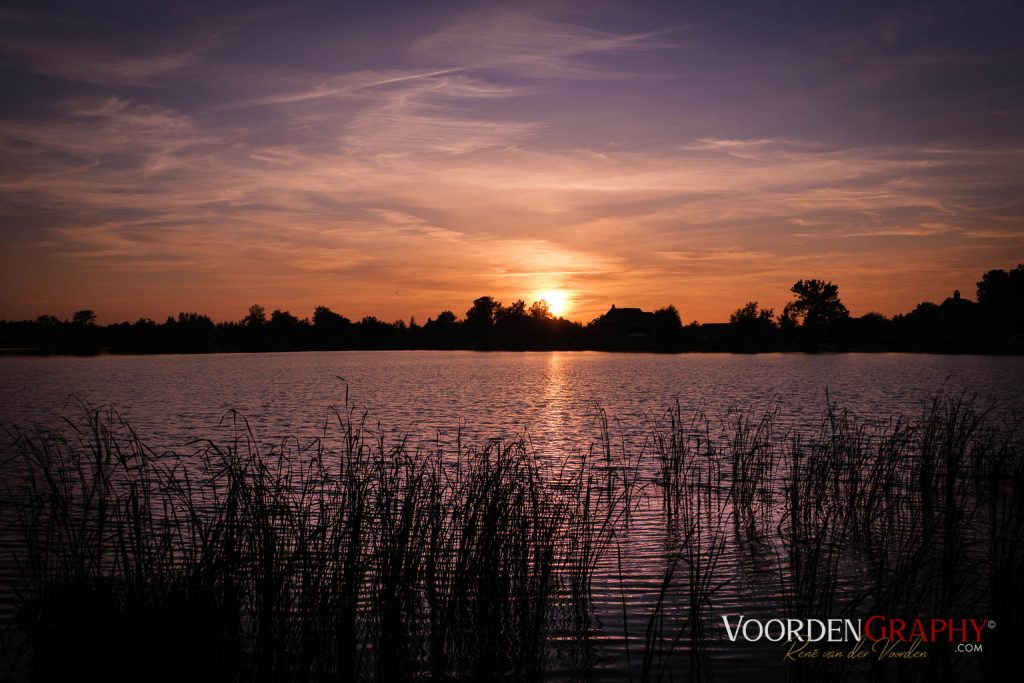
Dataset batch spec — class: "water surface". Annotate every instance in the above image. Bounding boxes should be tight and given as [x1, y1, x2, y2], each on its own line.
[1, 351, 1021, 681]
[3, 351, 1021, 450]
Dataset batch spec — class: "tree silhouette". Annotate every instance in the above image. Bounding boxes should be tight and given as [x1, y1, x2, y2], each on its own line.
[269, 309, 300, 328]
[729, 301, 774, 325]
[977, 264, 1024, 335]
[5, 267, 1023, 354]
[529, 300, 551, 320]
[727, 301, 777, 351]
[465, 296, 500, 332]
[434, 310, 458, 326]
[72, 309, 97, 326]
[783, 279, 849, 328]
[498, 299, 527, 322]
[976, 267, 1024, 307]
[243, 304, 267, 327]
[652, 305, 684, 350]
[782, 279, 849, 348]
[313, 306, 350, 330]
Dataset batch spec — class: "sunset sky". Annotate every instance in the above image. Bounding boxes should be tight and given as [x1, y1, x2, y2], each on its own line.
[1, 0, 1022, 324]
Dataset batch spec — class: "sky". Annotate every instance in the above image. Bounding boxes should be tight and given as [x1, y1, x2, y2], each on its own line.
[1, 0, 1022, 324]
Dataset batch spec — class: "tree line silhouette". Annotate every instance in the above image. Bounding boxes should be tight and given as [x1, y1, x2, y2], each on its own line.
[2, 265, 1023, 355]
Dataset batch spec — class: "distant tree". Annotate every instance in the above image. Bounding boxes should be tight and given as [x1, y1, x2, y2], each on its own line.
[977, 269, 1009, 307]
[313, 306, 350, 329]
[465, 296, 500, 329]
[777, 307, 799, 332]
[781, 279, 849, 348]
[977, 264, 1024, 334]
[355, 315, 398, 347]
[976, 266, 1024, 307]
[422, 309, 460, 348]
[164, 311, 216, 352]
[848, 312, 893, 349]
[652, 305, 683, 334]
[498, 299, 527, 321]
[654, 305, 682, 325]
[783, 279, 849, 328]
[435, 310, 458, 326]
[72, 309, 97, 326]
[529, 300, 551, 320]
[269, 309, 300, 327]
[729, 301, 775, 325]
[36, 315, 60, 325]
[243, 304, 267, 327]
[728, 301, 777, 351]
[177, 312, 213, 327]
[491, 299, 533, 348]
[897, 302, 942, 348]
[652, 305, 684, 350]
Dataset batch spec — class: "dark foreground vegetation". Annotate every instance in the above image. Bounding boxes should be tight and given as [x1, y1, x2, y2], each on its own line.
[3, 265, 1023, 355]
[1, 392, 1022, 682]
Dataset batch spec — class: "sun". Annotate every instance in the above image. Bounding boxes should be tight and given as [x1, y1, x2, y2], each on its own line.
[534, 289, 570, 318]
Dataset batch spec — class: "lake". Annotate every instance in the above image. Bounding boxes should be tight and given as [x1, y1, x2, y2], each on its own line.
[3, 351, 1022, 450]
[2, 351, 1022, 681]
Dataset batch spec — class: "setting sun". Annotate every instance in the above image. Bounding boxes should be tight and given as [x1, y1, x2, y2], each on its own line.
[534, 289, 570, 318]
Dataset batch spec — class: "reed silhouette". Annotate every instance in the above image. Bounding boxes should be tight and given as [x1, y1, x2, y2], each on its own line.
[1, 390, 1021, 681]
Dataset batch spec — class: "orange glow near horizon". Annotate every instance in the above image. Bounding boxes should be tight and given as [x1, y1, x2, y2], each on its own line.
[534, 289, 570, 318]
[0, 6, 1022, 326]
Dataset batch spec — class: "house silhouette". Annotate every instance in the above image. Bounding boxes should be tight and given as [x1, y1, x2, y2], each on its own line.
[599, 305, 655, 337]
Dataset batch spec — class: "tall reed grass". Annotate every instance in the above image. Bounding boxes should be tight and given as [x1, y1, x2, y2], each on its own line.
[1, 391, 1020, 682]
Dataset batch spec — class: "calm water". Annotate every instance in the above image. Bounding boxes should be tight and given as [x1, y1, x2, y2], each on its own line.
[2, 351, 1022, 681]
[2, 351, 1022, 451]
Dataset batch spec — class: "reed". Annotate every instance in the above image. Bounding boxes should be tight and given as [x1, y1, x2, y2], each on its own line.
[2, 390, 1020, 682]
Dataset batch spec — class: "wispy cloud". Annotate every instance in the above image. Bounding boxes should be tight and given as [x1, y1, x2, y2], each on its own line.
[408, 7, 676, 76]
[0, 37, 206, 86]
[1, 4, 1021, 323]
[213, 7, 674, 115]
[340, 75, 539, 155]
